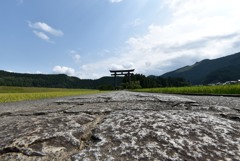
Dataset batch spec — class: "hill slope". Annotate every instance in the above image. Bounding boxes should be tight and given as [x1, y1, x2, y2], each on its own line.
[161, 52, 240, 84]
[0, 70, 123, 89]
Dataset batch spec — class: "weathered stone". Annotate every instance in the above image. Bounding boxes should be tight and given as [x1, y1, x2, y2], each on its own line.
[0, 91, 240, 160]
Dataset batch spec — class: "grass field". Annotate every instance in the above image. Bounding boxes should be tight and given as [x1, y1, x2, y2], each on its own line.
[133, 84, 240, 95]
[0, 86, 103, 103]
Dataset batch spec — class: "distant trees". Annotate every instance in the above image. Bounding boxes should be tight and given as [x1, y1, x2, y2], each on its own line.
[121, 81, 142, 89]
[122, 73, 190, 89]
[98, 84, 114, 90]
[0, 70, 125, 89]
[0, 70, 190, 89]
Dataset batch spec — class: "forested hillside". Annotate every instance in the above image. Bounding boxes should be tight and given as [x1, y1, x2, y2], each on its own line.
[0, 70, 122, 89]
[0, 70, 189, 89]
[162, 52, 240, 84]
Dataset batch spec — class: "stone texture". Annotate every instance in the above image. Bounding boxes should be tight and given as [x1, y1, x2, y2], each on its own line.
[0, 91, 240, 160]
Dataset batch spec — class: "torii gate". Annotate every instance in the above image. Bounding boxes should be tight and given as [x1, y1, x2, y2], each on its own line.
[110, 69, 135, 88]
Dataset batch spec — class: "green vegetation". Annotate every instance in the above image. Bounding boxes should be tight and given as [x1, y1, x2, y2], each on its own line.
[0, 70, 123, 89]
[0, 70, 190, 90]
[134, 84, 240, 95]
[162, 52, 240, 85]
[1, 52, 240, 91]
[98, 84, 115, 90]
[0, 86, 103, 103]
[122, 74, 190, 89]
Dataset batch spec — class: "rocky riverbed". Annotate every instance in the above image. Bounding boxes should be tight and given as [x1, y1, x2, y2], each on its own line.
[0, 91, 240, 161]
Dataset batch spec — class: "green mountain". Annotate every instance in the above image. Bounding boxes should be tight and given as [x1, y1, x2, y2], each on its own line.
[161, 52, 240, 85]
[0, 70, 123, 89]
[4, 50, 239, 88]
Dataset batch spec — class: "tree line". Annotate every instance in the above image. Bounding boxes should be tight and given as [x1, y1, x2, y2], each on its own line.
[0, 70, 124, 89]
[0, 70, 189, 89]
[120, 74, 190, 89]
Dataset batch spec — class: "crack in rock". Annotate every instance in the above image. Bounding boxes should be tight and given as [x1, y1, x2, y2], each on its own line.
[1, 106, 75, 117]
[0, 91, 240, 160]
[219, 113, 240, 122]
[0, 112, 104, 160]
[72, 110, 240, 161]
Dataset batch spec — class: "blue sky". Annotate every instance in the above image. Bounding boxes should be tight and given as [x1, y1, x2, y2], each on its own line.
[1, 0, 240, 79]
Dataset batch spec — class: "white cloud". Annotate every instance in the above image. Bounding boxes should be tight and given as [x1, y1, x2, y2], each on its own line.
[53, 66, 75, 76]
[109, 64, 124, 70]
[109, 0, 123, 3]
[73, 54, 81, 62]
[69, 50, 81, 63]
[28, 21, 63, 42]
[6, 70, 13, 73]
[33, 30, 51, 42]
[28, 21, 63, 37]
[123, 62, 134, 69]
[131, 18, 144, 27]
[35, 71, 42, 74]
[76, 0, 240, 79]
[145, 61, 151, 67]
[108, 62, 134, 71]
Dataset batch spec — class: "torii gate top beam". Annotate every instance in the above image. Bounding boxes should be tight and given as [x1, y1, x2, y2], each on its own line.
[110, 69, 135, 76]
[110, 69, 135, 88]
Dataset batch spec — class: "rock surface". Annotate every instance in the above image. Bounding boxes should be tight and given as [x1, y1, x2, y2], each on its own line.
[0, 91, 240, 161]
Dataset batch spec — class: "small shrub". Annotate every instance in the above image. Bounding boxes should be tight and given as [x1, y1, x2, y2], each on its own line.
[98, 84, 114, 91]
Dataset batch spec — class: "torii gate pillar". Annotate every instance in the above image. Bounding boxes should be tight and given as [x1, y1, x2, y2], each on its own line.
[110, 69, 135, 88]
